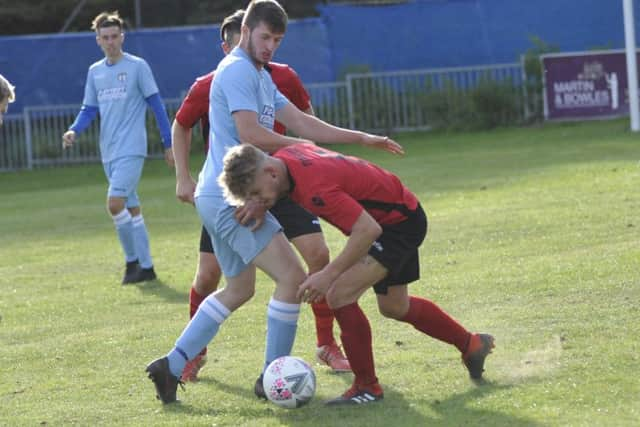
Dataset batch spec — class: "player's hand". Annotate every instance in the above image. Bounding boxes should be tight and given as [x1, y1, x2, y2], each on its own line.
[235, 198, 268, 231]
[62, 130, 76, 149]
[360, 133, 404, 155]
[297, 269, 334, 303]
[164, 147, 175, 168]
[176, 175, 196, 205]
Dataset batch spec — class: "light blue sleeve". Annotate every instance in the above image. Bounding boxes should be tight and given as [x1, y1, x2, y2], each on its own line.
[137, 59, 160, 98]
[81, 68, 98, 107]
[274, 88, 289, 112]
[221, 61, 260, 114]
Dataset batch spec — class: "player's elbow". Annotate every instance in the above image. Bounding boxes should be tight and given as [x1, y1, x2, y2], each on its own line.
[285, 113, 310, 137]
[237, 126, 276, 153]
[353, 220, 382, 242]
[171, 119, 189, 134]
[369, 222, 383, 240]
[237, 125, 257, 145]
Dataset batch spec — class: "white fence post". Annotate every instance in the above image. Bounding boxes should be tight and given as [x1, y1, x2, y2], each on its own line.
[23, 108, 34, 170]
[623, 0, 640, 131]
[346, 74, 355, 130]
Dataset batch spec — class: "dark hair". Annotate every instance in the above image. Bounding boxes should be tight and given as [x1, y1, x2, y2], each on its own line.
[243, 0, 287, 34]
[91, 11, 124, 32]
[220, 9, 245, 44]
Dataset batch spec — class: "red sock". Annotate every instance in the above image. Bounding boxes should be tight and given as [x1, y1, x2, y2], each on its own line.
[401, 296, 471, 353]
[189, 287, 207, 318]
[311, 299, 335, 347]
[333, 302, 378, 387]
[190, 287, 208, 356]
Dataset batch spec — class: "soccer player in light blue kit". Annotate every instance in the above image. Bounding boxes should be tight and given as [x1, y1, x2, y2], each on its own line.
[146, 0, 403, 404]
[62, 11, 173, 284]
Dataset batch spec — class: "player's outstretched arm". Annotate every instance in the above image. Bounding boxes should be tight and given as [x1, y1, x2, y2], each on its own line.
[233, 110, 313, 153]
[276, 104, 404, 155]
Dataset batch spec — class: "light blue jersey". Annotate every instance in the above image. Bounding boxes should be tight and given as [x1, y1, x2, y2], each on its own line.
[82, 53, 159, 163]
[195, 47, 289, 200]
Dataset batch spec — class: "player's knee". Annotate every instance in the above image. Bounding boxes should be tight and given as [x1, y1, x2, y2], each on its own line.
[194, 267, 221, 295]
[238, 287, 255, 305]
[224, 283, 255, 306]
[377, 302, 405, 320]
[287, 267, 307, 289]
[107, 198, 125, 216]
[303, 244, 330, 273]
[325, 287, 347, 310]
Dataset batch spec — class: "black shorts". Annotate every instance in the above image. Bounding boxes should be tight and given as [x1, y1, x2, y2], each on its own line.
[200, 225, 214, 254]
[269, 196, 322, 240]
[198, 196, 322, 254]
[369, 203, 428, 295]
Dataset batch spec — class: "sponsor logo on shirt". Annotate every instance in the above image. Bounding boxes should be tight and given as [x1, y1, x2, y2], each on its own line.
[289, 147, 312, 166]
[372, 241, 383, 252]
[259, 105, 275, 128]
[98, 87, 127, 102]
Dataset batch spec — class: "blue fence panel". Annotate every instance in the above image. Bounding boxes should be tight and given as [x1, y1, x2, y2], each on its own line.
[0, 17, 330, 114]
[0, 0, 633, 114]
[318, 0, 628, 77]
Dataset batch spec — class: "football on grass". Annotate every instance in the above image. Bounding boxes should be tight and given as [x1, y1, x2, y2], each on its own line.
[263, 356, 316, 408]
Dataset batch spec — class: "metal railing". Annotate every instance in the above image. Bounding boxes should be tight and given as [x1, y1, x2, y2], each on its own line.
[0, 113, 28, 172]
[306, 81, 350, 129]
[0, 99, 183, 171]
[0, 63, 525, 171]
[346, 62, 525, 132]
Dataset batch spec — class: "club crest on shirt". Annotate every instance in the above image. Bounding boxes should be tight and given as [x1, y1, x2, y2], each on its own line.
[311, 196, 325, 207]
[117, 72, 127, 82]
[259, 105, 275, 128]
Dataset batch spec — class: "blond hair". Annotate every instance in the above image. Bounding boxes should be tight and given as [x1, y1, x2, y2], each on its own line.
[91, 11, 124, 32]
[0, 74, 15, 104]
[218, 144, 267, 205]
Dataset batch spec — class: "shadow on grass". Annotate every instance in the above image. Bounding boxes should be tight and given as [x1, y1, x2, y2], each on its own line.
[425, 381, 543, 427]
[131, 278, 188, 304]
[159, 376, 540, 426]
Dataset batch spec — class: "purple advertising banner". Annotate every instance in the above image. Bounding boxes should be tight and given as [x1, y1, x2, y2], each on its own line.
[542, 49, 636, 120]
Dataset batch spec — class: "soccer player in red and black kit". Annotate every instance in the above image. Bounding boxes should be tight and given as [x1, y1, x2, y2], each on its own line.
[218, 142, 496, 405]
[171, 9, 349, 382]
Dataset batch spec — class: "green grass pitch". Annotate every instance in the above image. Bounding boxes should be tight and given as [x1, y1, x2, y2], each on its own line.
[1, 119, 638, 426]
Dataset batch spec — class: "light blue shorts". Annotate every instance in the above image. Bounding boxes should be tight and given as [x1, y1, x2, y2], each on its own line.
[102, 156, 145, 208]
[195, 195, 283, 277]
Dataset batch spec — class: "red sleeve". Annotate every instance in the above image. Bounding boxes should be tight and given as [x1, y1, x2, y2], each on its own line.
[303, 187, 363, 235]
[175, 77, 210, 129]
[286, 67, 311, 111]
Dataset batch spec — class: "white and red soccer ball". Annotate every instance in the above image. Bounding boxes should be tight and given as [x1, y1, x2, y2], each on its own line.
[262, 356, 316, 408]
